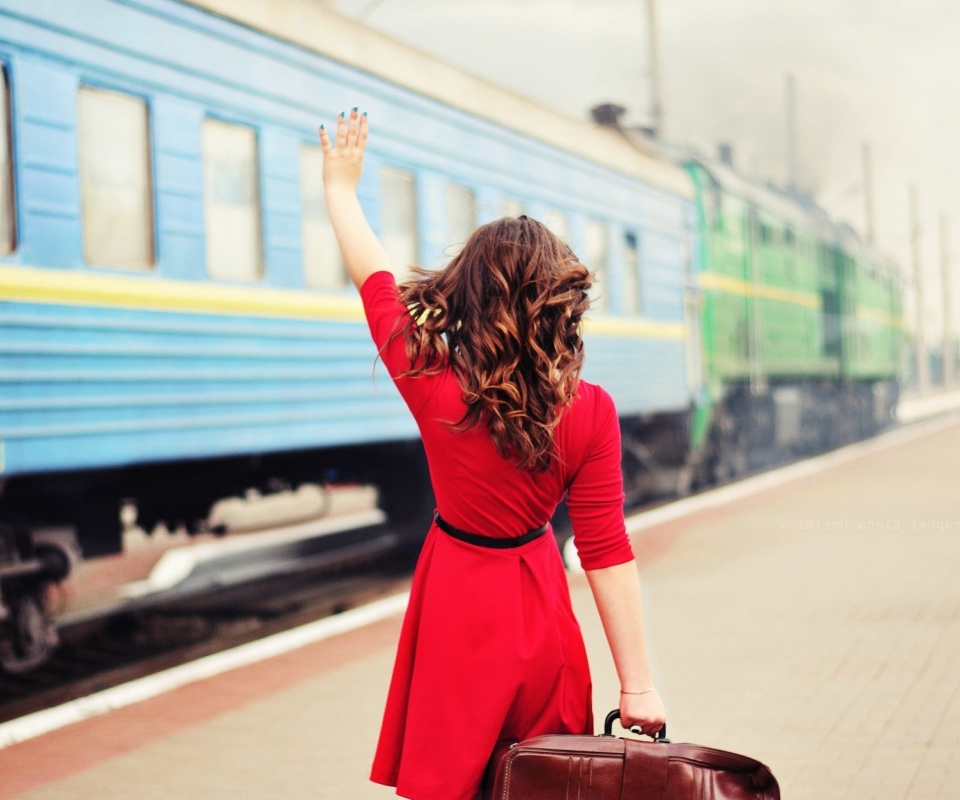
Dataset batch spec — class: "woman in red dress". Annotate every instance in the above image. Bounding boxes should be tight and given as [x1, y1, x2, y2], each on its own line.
[320, 109, 666, 800]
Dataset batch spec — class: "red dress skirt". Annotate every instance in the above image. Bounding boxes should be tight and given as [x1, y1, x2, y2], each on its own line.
[370, 521, 592, 799]
[360, 272, 634, 800]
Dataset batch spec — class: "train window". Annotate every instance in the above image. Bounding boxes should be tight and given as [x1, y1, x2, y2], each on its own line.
[380, 166, 417, 276]
[622, 231, 640, 314]
[784, 227, 795, 248]
[817, 243, 829, 267]
[0, 66, 14, 254]
[545, 210, 569, 240]
[501, 198, 524, 218]
[202, 118, 262, 281]
[445, 183, 476, 254]
[77, 86, 155, 268]
[300, 144, 345, 289]
[821, 289, 841, 358]
[704, 184, 723, 230]
[0, 69, 14, 254]
[584, 219, 607, 311]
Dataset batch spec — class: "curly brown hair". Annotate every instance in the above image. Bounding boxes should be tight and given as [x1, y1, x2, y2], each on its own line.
[394, 216, 592, 472]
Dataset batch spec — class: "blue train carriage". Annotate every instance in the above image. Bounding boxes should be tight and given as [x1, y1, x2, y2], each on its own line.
[0, 0, 700, 671]
[683, 155, 903, 482]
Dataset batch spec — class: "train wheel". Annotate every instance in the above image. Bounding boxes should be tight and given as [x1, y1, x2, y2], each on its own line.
[0, 590, 59, 674]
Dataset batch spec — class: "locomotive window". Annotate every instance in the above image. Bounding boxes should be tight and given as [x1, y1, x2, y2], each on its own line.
[501, 198, 524, 218]
[0, 66, 14, 254]
[817, 243, 829, 267]
[704, 184, 723, 230]
[445, 183, 476, 254]
[545, 210, 569, 240]
[77, 86, 155, 269]
[622, 231, 640, 314]
[202, 118, 263, 282]
[584, 219, 608, 311]
[380, 166, 418, 277]
[300, 144, 345, 289]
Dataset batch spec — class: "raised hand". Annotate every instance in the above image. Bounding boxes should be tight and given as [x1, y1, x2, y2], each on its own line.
[319, 107, 369, 193]
[316, 108, 391, 289]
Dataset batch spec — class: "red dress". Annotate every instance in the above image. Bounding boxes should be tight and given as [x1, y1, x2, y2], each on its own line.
[361, 272, 634, 800]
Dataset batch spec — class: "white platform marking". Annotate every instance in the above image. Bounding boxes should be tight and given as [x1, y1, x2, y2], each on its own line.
[0, 592, 409, 750]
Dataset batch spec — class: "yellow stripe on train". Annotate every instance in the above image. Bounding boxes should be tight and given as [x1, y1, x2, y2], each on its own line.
[582, 315, 686, 341]
[0, 264, 365, 320]
[698, 271, 821, 309]
[854, 305, 906, 329]
[699, 271, 903, 329]
[0, 265, 688, 341]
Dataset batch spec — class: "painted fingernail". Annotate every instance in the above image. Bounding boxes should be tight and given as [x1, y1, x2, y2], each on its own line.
[352, 106, 358, 112]
[363, 111, 368, 117]
[340, 111, 345, 118]
[320, 124, 324, 130]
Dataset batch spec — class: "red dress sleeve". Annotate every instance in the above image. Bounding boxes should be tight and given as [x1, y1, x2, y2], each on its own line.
[359, 270, 435, 416]
[566, 387, 635, 570]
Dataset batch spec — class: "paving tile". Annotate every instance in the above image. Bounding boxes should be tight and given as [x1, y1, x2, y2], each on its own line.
[7, 420, 960, 798]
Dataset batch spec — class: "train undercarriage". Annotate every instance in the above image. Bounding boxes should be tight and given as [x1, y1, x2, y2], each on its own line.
[697, 378, 899, 485]
[0, 441, 433, 676]
[0, 378, 898, 677]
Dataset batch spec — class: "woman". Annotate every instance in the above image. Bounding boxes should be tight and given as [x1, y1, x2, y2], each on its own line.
[320, 109, 666, 800]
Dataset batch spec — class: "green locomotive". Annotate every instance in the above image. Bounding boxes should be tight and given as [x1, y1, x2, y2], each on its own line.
[685, 158, 904, 484]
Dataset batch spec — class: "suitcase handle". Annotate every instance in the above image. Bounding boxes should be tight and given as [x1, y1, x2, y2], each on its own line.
[603, 710, 670, 743]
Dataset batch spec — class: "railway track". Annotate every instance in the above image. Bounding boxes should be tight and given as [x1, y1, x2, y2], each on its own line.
[0, 477, 802, 725]
[0, 560, 412, 725]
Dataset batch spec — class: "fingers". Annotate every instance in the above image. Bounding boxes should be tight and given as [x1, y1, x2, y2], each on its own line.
[620, 690, 666, 738]
[323, 108, 368, 152]
[346, 107, 359, 146]
[624, 720, 664, 738]
[358, 112, 369, 149]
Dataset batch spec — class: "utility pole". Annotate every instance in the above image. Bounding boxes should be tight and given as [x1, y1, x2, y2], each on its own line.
[862, 142, 875, 246]
[910, 185, 927, 393]
[646, 0, 664, 138]
[942, 214, 954, 387]
[785, 74, 798, 191]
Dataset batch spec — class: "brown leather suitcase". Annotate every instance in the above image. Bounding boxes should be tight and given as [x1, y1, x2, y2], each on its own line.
[481, 712, 780, 800]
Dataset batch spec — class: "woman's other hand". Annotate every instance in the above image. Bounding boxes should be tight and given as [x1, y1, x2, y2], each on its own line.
[619, 688, 666, 737]
[319, 107, 368, 194]
[584, 560, 665, 738]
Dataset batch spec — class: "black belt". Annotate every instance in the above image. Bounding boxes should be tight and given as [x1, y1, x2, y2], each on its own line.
[433, 511, 549, 549]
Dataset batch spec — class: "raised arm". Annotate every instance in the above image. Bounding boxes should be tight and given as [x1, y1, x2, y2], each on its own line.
[319, 108, 392, 291]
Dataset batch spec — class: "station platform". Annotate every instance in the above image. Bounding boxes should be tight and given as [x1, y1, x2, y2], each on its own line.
[3, 412, 960, 799]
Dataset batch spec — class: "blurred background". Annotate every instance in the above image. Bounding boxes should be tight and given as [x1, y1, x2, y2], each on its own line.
[1, 4, 959, 797]
[339, 0, 959, 377]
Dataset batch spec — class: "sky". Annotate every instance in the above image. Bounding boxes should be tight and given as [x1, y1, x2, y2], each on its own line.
[335, 0, 959, 351]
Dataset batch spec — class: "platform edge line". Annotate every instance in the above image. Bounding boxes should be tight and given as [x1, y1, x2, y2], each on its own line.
[0, 591, 410, 750]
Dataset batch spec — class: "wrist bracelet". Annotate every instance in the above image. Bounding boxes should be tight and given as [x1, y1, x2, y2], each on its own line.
[620, 686, 655, 696]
